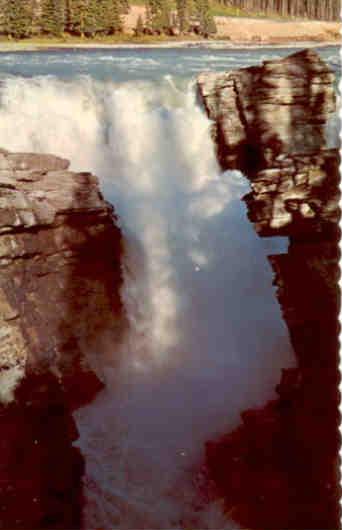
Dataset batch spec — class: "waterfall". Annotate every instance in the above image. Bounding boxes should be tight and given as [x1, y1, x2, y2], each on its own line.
[0, 74, 294, 528]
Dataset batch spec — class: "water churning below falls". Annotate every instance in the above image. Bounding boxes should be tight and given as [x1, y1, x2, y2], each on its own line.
[0, 71, 295, 528]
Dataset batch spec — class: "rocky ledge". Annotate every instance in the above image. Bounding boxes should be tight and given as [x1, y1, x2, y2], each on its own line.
[198, 50, 341, 529]
[198, 49, 339, 237]
[0, 150, 123, 529]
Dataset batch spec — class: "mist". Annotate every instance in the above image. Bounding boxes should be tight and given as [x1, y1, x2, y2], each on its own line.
[0, 74, 294, 528]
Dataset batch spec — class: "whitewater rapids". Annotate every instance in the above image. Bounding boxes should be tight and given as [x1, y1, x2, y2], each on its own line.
[0, 74, 294, 528]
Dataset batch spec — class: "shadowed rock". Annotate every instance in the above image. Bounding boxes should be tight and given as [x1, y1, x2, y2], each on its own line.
[198, 49, 341, 529]
[198, 49, 336, 170]
[198, 49, 340, 238]
[0, 149, 123, 529]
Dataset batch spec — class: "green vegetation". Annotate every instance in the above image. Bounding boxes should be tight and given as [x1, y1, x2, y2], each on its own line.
[0, 0, 216, 39]
[176, 0, 189, 32]
[208, 1, 287, 18]
[209, 2, 245, 17]
[0, 0, 123, 38]
[211, 0, 340, 21]
[135, 14, 144, 34]
[195, 0, 216, 35]
[0, 0, 339, 41]
[0, 32, 216, 47]
[41, 0, 65, 36]
[3, 0, 34, 38]
[143, 0, 216, 36]
[145, 0, 173, 33]
[66, 0, 84, 34]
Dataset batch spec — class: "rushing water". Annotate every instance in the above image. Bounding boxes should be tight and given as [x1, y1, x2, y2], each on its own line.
[0, 44, 339, 80]
[0, 45, 339, 528]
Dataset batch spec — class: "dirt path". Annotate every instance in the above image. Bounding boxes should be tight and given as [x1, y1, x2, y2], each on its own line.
[213, 16, 340, 42]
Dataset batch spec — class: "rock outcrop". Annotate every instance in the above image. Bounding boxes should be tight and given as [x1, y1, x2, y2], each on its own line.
[198, 49, 341, 529]
[198, 49, 336, 170]
[0, 149, 123, 529]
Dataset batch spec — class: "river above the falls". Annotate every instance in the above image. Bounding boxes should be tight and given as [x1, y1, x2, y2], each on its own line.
[0, 45, 339, 528]
[0, 43, 339, 80]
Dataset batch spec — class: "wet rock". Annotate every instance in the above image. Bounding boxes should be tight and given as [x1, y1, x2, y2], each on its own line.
[198, 49, 337, 174]
[0, 149, 123, 529]
[244, 148, 340, 238]
[206, 235, 341, 530]
[0, 372, 85, 530]
[0, 150, 123, 396]
[199, 50, 341, 529]
[198, 49, 340, 238]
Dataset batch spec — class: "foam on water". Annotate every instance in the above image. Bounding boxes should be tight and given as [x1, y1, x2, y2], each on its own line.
[0, 72, 294, 528]
[0, 45, 339, 81]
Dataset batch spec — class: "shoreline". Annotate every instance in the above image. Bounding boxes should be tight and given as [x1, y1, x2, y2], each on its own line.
[0, 39, 339, 52]
[0, 10, 339, 53]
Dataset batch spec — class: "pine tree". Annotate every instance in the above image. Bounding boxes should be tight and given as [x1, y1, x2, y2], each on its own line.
[118, 0, 130, 15]
[106, 0, 123, 33]
[176, 0, 189, 33]
[3, 0, 34, 38]
[146, 0, 171, 33]
[0, 0, 7, 35]
[40, 0, 65, 36]
[95, 0, 107, 33]
[96, 0, 122, 35]
[135, 14, 144, 35]
[145, 1, 153, 31]
[83, 0, 99, 36]
[67, 0, 87, 35]
[64, 0, 73, 33]
[158, 0, 172, 32]
[195, 0, 216, 37]
[205, 11, 217, 35]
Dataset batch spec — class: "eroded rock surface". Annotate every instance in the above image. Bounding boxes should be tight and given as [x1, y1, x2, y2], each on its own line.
[198, 50, 341, 529]
[244, 148, 340, 237]
[198, 50, 340, 239]
[0, 149, 123, 529]
[198, 49, 336, 170]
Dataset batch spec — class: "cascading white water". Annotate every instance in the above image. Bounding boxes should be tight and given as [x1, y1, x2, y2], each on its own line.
[0, 74, 294, 528]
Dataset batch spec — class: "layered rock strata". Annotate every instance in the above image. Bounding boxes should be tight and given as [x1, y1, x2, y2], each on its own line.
[198, 49, 341, 529]
[0, 149, 123, 529]
[198, 49, 337, 173]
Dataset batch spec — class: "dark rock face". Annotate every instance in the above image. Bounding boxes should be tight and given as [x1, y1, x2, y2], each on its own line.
[1, 372, 85, 530]
[198, 50, 341, 529]
[206, 233, 340, 529]
[244, 148, 340, 238]
[198, 49, 336, 174]
[0, 150, 123, 529]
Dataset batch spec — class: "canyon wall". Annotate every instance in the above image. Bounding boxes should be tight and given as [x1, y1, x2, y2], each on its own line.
[198, 49, 341, 529]
[0, 150, 123, 529]
[0, 47, 339, 530]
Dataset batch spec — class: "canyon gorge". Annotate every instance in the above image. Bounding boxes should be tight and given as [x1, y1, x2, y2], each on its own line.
[0, 46, 340, 529]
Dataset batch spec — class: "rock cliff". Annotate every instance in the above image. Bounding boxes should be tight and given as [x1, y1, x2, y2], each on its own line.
[198, 49, 336, 171]
[198, 49, 341, 529]
[0, 149, 123, 529]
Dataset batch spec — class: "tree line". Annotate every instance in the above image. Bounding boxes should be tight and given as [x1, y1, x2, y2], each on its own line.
[0, 0, 127, 38]
[141, 0, 217, 37]
[0, 0, 216, 38]
[1, 0, 337, 40]
[0, 0, 217, 39]
[219, 0, 341, 21]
